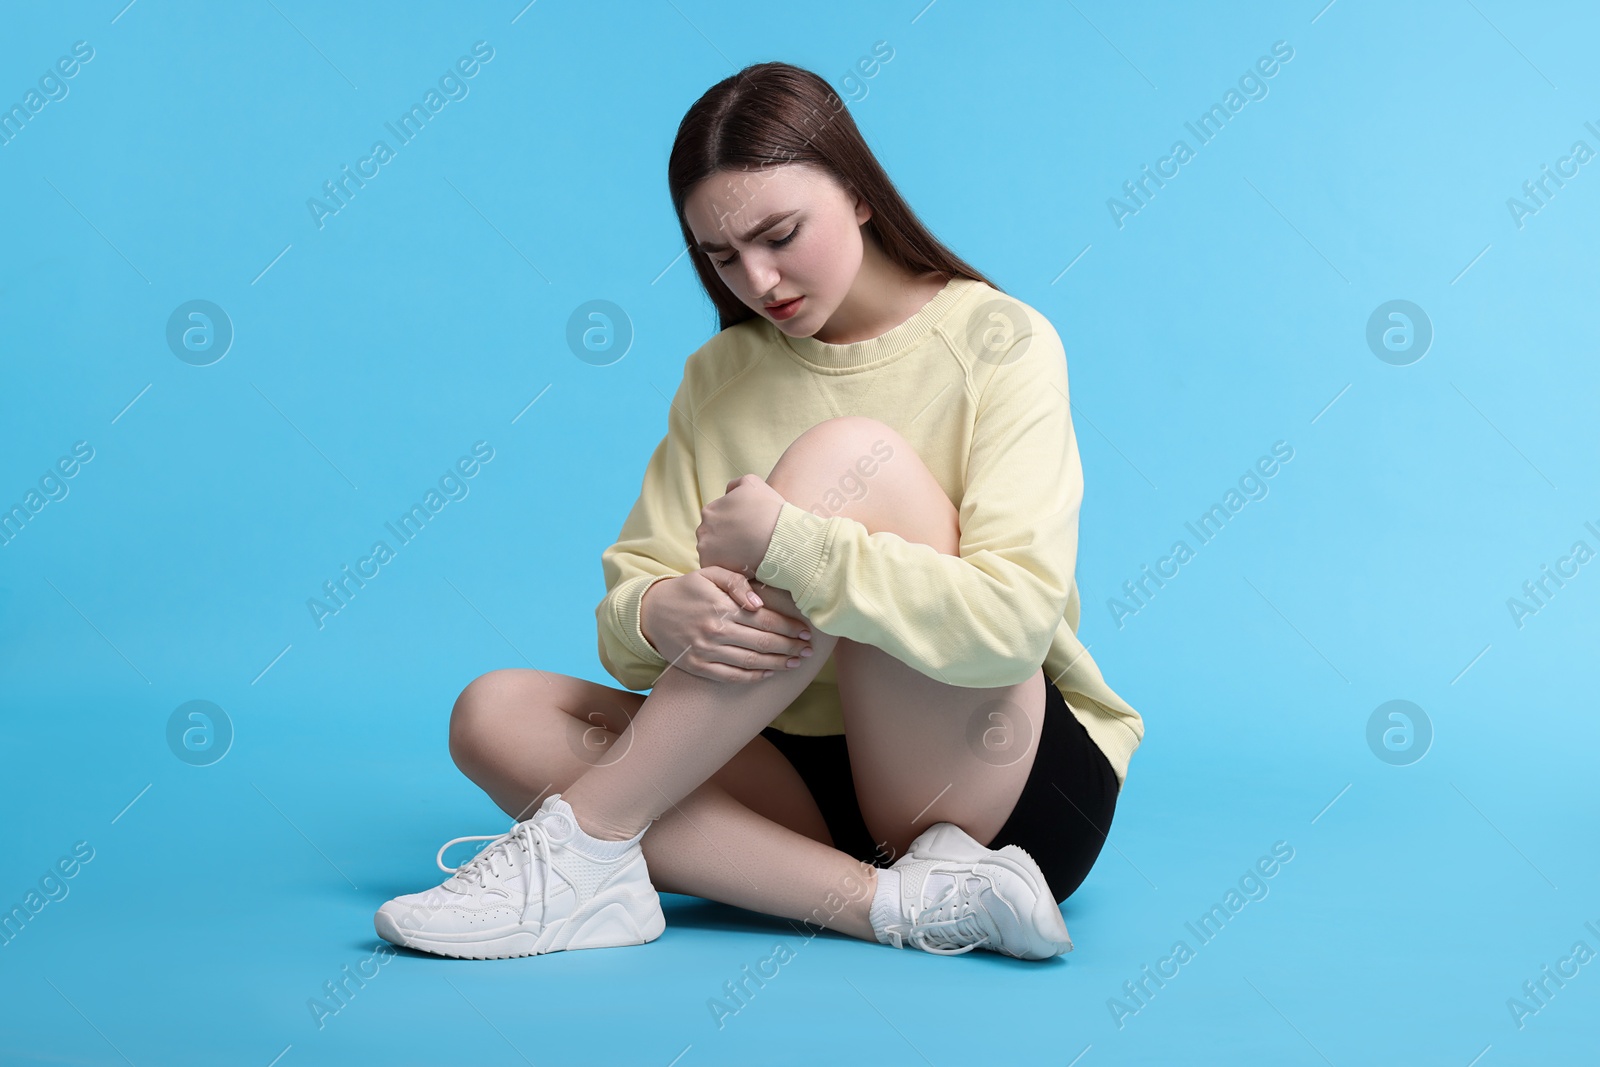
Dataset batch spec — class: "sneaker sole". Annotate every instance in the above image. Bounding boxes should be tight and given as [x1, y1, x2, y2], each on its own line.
[374, 886, 667, 960]
[906, 823, 1073, 960]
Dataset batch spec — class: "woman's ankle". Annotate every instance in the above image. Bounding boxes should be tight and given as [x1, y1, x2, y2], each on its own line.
[560, 789, 651, 843]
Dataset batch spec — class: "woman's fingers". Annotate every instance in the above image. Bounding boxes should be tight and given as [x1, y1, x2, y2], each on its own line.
[715, 619, 812, 670]
[688, 566, 811, 678]
[705, 565, 763, 611]
[755, 606, 811, 641]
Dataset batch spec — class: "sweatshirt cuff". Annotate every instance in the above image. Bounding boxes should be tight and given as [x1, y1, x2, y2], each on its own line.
[613, 573, 674, 668]
[755, 501, 833, 604]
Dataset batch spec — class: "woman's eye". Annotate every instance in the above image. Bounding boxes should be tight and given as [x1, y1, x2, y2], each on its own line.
[711, 226, 798, 269]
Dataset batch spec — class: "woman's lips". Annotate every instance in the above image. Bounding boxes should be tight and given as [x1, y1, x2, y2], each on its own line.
[767, 297, 803, 321]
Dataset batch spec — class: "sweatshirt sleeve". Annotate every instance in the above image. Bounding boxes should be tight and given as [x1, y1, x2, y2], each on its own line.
[594, 371, 705, 691]
[754, 312, 1081, 689]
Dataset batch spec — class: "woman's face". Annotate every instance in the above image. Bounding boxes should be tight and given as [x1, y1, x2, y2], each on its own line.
[684, 163, 871, 336]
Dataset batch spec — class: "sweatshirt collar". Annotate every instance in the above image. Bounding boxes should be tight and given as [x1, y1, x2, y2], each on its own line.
[777, 276, 975, 372]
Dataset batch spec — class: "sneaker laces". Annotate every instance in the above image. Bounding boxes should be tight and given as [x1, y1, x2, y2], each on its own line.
[903, 872, 1001, 955]
[434, 819, 557, 925]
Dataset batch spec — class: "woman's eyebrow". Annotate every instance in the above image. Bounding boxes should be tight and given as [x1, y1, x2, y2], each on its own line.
[696, 210, 798, 253]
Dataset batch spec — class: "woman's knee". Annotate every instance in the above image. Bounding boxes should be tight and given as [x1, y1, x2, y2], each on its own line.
[767, 415, 957, 554]
[770, 416, 905, 491]
[448, 668, 546, 773]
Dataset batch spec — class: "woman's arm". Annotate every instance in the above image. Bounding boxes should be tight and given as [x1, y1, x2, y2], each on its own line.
[595, 372, 704, 690]
[755, 314, 1082, 689]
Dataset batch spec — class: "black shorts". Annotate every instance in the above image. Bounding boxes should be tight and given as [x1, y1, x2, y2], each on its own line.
[759, 669, 1119, 906]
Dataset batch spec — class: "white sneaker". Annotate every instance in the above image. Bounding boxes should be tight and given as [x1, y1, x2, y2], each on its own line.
[374, 793, 665, 959]
[869, 822, 1073, 960]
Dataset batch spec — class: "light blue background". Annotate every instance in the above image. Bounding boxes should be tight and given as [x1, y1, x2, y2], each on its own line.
[2, 1, 1596, 1064]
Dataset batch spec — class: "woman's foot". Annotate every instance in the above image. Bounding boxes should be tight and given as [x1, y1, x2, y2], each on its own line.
[867, 822, 1072, 960]
[374, 793, 666, 959]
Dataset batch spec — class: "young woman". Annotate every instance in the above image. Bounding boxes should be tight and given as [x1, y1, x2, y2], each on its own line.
[375, 62, 1144, 961]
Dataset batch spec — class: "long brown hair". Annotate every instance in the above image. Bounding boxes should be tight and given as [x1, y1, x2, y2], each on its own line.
[668, 61, 1000, 333]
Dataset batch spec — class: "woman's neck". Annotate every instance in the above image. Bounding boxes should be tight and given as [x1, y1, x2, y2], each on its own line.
[813, 242, 948, 345]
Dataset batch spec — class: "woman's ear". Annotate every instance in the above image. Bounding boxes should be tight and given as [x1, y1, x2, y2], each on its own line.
[854, 192, 873, 226]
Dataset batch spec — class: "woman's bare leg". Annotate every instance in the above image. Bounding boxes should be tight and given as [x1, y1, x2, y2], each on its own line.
[557, 614, 844, 840]
[839, 645, 1045, 860]
[740, 415, 1045, 861]
[450, 670, 880, 941]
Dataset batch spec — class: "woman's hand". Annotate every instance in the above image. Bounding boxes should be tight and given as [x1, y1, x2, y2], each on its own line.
[696, 474, 786, 578]
[639, 566, 814, 683]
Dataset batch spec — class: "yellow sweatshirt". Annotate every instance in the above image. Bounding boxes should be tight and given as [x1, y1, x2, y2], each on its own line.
[595, 276, 1144, 784]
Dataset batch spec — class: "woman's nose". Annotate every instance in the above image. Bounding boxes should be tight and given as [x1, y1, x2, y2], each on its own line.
[742, 260, 779, 299]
